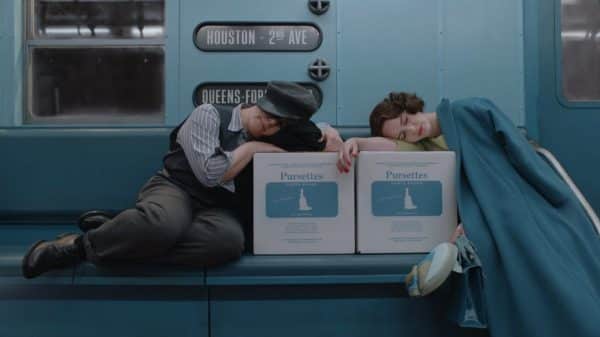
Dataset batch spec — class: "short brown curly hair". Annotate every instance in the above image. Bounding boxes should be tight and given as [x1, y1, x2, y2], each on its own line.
[369, 92, 425, 136]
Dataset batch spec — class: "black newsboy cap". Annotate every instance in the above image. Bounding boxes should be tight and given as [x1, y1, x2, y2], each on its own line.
[257, 81, 318, 121]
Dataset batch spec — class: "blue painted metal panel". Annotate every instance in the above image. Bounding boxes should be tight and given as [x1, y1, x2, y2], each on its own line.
[536, 0, 600, 213]
[523, 0, 540, 140]
[338, 0, 524, 126]
[9, 0, 24, 126]
[206, 254, 421, 286]
[179, 0, 336, 125]
[165, 1, 181, 125]
[0, 129, 170, 216]
[0, 1, 5, 39]
[0, 225, 77, 246]
[338, 0, 440, 126]
[210, 285, 487, 337]
[443, 0, 524, 125]
[0, 0, 14, 126]
[0, 2, 5, 123]
[0, 287, 209, 337]
[74, 263, 205, 286]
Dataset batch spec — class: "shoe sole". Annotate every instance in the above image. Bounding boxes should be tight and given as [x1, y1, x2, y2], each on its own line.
[420, 243, 458, 296]
[406, 243, 458, 297]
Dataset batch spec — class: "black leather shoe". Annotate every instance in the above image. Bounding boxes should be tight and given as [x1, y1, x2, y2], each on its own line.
[77, 210, 113, 232]
[22, 233, 83, 279]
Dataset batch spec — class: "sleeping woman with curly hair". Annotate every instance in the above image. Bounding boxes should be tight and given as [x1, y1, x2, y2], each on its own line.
[337, 92, 600, 337]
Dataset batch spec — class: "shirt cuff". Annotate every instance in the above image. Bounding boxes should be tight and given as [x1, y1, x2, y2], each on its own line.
[216, 148, 235, 192]
[315, 122, 330, 132]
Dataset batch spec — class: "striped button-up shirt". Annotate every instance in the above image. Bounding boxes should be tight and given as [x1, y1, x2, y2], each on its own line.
[177, 104, 247, 192]
[177, 104, 331, 193]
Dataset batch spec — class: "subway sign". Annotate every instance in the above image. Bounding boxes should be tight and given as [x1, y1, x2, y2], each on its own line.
[194, 83, 323, 107]
[194, 23, 322, 51]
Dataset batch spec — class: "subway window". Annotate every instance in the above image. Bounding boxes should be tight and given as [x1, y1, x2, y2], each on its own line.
[25, 0, 165, 124]
[561, 0, 600, 101]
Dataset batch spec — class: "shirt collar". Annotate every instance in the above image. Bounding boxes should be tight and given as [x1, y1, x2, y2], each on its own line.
[228, 104, 244, 132]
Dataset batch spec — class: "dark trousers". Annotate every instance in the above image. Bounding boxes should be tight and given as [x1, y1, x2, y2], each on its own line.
[82, 174, 245, 267]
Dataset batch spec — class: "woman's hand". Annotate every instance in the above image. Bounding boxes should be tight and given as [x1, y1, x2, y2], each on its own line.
[337, 138, 359, 173]
[450, 224, 465, 243]
[320, 126, 344, 152]
[335, 137, 399, 173]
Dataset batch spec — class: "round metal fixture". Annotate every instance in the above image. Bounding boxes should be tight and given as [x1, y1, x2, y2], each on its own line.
[308, 58, 330, 81]
[308, 0, 330, 15]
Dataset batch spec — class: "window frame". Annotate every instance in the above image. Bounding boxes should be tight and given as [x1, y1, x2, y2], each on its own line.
[555, 0, 600, 108]
[23, 0, 167, 126]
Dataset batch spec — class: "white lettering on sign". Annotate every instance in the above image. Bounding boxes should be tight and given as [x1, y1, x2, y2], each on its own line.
[202, 89, 242, 105]
[288, 29, 308, 45]
[245, 89, 266, 103]
[201, 88, 270, 105]
[206, 29, 256, 46]
[268, 30, 286, 45]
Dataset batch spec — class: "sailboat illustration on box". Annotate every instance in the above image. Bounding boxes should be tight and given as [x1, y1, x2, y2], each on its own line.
[298, 188, 313, 211]
[403, 187, 417, 210]
[265, 182, 338, 218]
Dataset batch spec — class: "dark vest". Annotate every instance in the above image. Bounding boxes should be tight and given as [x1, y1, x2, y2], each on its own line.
[162, 105, 252, 211]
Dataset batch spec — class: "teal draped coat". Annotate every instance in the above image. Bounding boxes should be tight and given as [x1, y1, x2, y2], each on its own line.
[438, 98, 600, 337]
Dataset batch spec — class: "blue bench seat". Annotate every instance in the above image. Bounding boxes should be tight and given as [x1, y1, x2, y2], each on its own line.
[0, 230, 422, 289]
[0, 127, 491, 337]
[207, 253, 420, 286]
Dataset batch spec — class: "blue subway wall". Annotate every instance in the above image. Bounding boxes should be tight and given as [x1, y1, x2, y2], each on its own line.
[535, 0, 600, 214]
[1, 0, 524, 127]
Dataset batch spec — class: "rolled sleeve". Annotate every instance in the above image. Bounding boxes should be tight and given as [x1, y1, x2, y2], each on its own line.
[178, 104, 235, 191]
[315, 122, 330, 132]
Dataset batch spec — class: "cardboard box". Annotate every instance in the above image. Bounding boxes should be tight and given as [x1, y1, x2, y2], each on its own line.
[356, 151, 457, 253]
[253, 153, 355, 254]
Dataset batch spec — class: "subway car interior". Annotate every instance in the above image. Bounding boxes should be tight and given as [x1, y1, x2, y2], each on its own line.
[1, 1, 599, 337]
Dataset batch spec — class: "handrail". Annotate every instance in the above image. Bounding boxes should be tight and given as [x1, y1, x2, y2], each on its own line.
[534, 146, 600, 236]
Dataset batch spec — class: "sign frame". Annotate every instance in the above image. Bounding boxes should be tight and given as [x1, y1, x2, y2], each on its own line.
[193, 21, 323, 52]
[193, 82, 323, 107]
